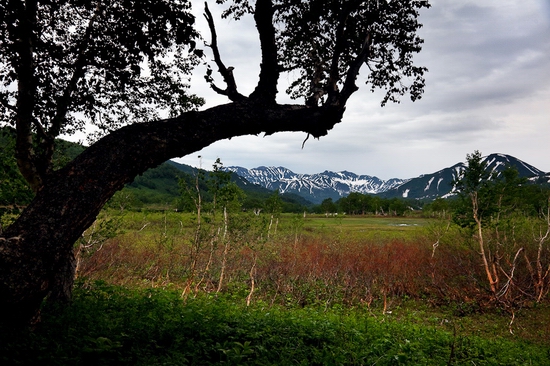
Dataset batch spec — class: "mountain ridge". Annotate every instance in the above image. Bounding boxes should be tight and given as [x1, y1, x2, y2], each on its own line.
[224, 153, 548, 203]
[380, 153, 548, 200]
[224, 166, 407, 204]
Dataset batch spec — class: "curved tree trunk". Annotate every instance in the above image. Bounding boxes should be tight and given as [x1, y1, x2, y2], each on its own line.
[0, 101, 343, 327]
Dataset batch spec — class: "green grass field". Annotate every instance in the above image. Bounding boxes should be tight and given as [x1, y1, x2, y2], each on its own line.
[3, 210, 550, 365]
[303, 215, 427, 241]
[2, 281, 549, 365]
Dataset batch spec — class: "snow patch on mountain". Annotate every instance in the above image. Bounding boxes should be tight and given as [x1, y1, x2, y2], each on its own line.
[379, 153, 547, 200]
[225, 153, 547, 203]
[224, 166, 406, 204]
[424, 177, 434, 192]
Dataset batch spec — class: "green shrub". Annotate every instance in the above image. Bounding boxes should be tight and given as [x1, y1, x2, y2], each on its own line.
[1, 282, 548, 365]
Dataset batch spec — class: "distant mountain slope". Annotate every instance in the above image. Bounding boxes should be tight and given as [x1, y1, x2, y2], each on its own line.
[380, 153, 546, 200]
[226, 154, 547, 203]
[3, 130, 546, 209]
[166, 161, 314, 209]
[167, 160, 275, 196]
[224, 166, 406, 204]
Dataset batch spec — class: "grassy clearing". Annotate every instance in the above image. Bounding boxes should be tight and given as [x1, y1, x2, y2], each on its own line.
[303, 215, 426, 242]
[79, 209, 550, 308]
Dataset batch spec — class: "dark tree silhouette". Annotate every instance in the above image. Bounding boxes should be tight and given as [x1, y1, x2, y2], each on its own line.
[0, 0, 429, 326]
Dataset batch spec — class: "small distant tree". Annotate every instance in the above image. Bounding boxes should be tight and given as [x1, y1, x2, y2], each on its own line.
[265, 190, 283, 238]
[265, 190, 283, 215]
[242, 197, 264, 215]
[388, 197, 408, 216]
[106, 191, 140, 213]
[371, 196, 384, 215]
[452, 151, 500, 294]
[339, 192, 363, 215]
[424, 197, 449, 218]
[319, 197, 337, 216]
[177, 158, 246, 296]
[212, 160, 245, 214]
[178, 169, 206, 213]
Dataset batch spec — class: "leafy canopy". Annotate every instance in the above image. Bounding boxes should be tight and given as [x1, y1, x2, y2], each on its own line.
[216, 0, 429, 106]
[0, 0, 203, 139]
[1, 0, 429, 191]
[452, 151, 549, 228]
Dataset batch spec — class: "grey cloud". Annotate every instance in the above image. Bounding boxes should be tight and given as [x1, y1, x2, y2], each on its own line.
[177, 1, 550, 180]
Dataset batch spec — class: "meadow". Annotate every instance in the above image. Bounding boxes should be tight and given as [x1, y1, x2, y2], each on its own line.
[2, 211, 550, 365]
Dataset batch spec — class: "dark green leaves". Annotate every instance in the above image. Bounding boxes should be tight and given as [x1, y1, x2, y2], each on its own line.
[275, 0, 430, 105]
[0, 0, 203, 139]
[208, 0, 429, 106]
[452, 150, 548, 228]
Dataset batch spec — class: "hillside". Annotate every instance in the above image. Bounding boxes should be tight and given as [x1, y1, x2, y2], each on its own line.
[2, 128, 547, 209]
[165, 161, 313, 211]
[1, 127, 85, 207]
[380, 153, 547, 200]
[0, 128, 313, 211]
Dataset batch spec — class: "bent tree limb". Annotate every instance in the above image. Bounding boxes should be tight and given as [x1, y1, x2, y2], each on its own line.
[0, 0, 429, 327]
[0, 101, 344, 326]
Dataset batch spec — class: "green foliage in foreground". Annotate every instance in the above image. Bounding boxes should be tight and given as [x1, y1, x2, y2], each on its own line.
[2, 282, 548, 365]
[1, 126, 85, 208]
[0, 127, 34, 207]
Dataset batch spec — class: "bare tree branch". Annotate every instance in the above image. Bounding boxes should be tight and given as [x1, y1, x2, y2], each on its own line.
[15, 0, 41, 192]
[305, 58, 325, 107]
[203, 2, 246, 102]
[49, 3, 102, 140]
[337, 31, 372, 106]
[249, 0, 279, 103]
[325, 3, 352, 106]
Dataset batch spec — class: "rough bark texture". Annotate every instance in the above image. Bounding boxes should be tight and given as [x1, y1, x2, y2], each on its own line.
[0, 101, 344, 326]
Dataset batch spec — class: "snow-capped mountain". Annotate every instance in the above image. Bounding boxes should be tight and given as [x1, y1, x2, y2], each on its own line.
[225, 154, 547, 203]
[224, 166, 406, 204]
[379, 153, 546, 200]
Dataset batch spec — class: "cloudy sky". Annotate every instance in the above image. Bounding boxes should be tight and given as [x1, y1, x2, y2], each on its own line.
[174, 0, 550, 180]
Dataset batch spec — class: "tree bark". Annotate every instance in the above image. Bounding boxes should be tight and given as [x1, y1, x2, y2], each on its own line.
[0, 100, 343, 327]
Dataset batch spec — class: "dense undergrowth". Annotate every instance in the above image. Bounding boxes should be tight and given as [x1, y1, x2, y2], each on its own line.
[2, 280, 549, 365]
[3, 212, 550, 365]
[77, 211, 550, 309]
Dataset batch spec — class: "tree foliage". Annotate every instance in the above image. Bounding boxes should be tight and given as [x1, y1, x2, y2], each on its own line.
[447, 151, 550, 299]
[452, 151, 549, 228]
[452, 150, 494, 228]
[0, 0, 203, 191]
[216, 0, 428, 106]
[178, 158, 246, 213]
[334, 192, 411, 216]
[317, 197, 337, 215]
[0, 127, 33, 207]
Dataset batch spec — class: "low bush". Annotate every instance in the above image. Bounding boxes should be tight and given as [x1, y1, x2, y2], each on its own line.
[2, 281, 548, 365]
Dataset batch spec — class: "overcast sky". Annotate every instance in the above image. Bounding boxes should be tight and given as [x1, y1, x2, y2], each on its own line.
[174, 0, 550, 180]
